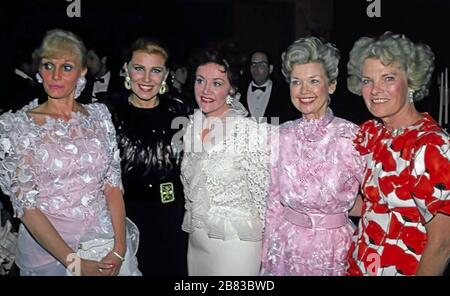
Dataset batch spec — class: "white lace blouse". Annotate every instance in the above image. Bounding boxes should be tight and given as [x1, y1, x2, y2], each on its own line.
[181, 105, 270, 241]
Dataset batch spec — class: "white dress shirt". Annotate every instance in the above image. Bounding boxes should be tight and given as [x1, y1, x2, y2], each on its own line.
[246, 80, 272, 119]
[92, 70, 111, 102]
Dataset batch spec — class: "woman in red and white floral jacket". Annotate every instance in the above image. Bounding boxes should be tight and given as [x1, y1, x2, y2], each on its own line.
[346, 31, 450, 276]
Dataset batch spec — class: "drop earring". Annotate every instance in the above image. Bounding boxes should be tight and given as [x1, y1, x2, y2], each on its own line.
[159, 81, 168, 95]
[36, 73, 43, 84]
[408, 89, 414, 103]
[124, 76, 131, 90]
[74, 76, 87, 99]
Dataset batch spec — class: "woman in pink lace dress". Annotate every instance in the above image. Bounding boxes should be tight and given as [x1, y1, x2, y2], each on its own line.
[260, 37, 365, 275]
[0, 29, 140, 276]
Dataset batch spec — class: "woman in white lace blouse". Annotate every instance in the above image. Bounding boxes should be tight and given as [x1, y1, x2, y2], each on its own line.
[181, 45, 270, 275]
[0, 29, 140, 276]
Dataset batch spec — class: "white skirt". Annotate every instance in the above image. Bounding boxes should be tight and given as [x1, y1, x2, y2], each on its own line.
[187, 228, 261, 276]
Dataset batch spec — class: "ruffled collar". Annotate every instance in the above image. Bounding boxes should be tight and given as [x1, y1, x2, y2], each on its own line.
[219, 99, 249, 118]
[295, 108, 334, 142]
[191, 100, 248, 129]
[188, 101, 248, 150]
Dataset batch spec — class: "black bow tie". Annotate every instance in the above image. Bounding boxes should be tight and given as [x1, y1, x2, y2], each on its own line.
[252, 85, 266, 92]
[94, 77, 105, 83]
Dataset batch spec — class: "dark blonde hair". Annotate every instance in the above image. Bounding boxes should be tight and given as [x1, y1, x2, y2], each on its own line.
[128, 38, 169, 64]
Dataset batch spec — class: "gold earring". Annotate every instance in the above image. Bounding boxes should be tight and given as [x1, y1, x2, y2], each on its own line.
[159, 81, 168, 95]
[124, 76, 131, 90]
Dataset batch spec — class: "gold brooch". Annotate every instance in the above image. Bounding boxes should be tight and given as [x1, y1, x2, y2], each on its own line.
[160, 182, 175, 203]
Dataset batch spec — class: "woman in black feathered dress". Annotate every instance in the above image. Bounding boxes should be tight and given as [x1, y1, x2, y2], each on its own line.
[107, 38, 188, 276]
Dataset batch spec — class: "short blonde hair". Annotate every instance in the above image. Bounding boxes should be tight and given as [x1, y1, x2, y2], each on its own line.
[35, 29, 87, 68]
[347, 31, 434, 101]
[281, 36, 340, 83]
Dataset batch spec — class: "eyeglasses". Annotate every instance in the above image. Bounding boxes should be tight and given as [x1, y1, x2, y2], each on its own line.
[250, 61, 269, 68]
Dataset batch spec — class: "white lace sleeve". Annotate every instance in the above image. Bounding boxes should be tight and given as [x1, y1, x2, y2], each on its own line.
[91, 103, 123, 191]
[0, 112, 39, 218]
[246, 121, 270, 225]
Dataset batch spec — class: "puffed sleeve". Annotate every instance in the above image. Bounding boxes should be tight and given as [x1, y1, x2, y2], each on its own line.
[94, 103, 123, 191]
[338, 122, 366, 186]
[0, 112, 39, 218]
[353, 120, 380, 156]
[410, 131, 450, 224]
[246, 121, 270, 225]
[261, 126, 284, 266]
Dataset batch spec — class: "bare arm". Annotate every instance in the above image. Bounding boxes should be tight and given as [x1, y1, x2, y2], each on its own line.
[22, 208, 74, 266]
[104, 185, 126, 255]
[349, 193, 363, 217]
[416, 213, 450, 275]
[98, 104, 127, 275]
[22, 208, 112, 275]
[100, 185, 126, 275]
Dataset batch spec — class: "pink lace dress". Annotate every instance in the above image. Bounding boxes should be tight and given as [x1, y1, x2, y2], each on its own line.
[0, 99, 139, 275]
[261, 109, 365, 275]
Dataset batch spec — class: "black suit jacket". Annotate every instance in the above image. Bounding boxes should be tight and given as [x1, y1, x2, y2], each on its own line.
[239, 78, 298, 125]
[78, 69, 123, 104]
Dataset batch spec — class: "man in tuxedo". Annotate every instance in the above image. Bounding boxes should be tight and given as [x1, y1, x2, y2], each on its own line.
[240, 51, 297, 124]
[78, 47, 118, 104]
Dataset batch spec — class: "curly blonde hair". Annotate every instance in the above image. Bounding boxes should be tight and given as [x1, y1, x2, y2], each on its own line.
[347, 32, 434, 101]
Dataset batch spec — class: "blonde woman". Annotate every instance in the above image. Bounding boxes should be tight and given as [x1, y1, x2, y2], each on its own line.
[0, 29, 140, 276]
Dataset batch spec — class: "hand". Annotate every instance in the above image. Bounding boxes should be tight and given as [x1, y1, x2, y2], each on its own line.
[100, 251, 124, 276]
[80, 258, 114, 276]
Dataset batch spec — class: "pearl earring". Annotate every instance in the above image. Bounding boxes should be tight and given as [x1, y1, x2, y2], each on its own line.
[408, 89, 414, 103]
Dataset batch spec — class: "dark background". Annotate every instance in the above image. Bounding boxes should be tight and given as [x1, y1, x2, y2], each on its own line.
[0, 0, 449, 124]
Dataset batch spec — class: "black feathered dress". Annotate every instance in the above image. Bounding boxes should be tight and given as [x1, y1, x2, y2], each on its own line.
[107, 94, 188, 276]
